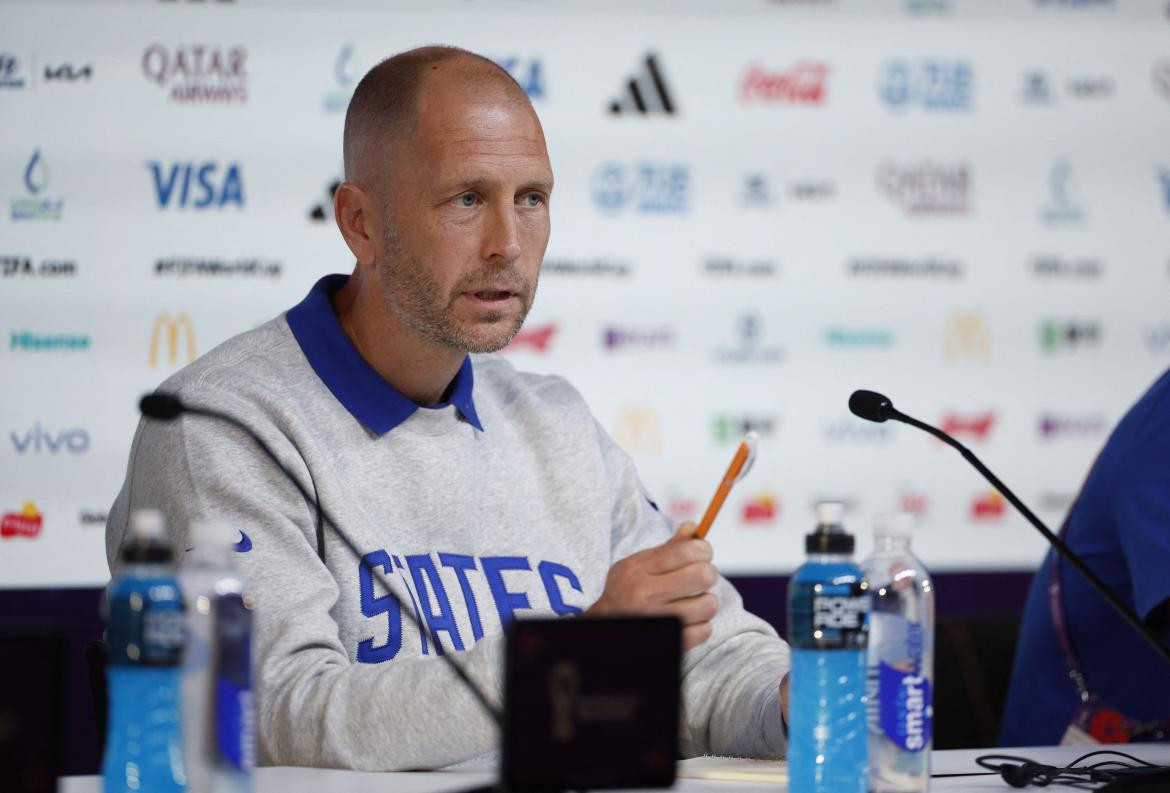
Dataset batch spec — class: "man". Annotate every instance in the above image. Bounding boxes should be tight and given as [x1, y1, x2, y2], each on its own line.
[1001, 368, 1170, 746]
[107, 47, 791, 770]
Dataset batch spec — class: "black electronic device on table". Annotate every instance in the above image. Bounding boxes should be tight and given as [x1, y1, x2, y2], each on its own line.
[500, 616, 681, 793]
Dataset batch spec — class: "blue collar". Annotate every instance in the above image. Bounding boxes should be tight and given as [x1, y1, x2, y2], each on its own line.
[286, 274, 483, 435]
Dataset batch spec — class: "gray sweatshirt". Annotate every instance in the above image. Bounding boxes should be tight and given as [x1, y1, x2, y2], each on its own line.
[106, 274, 790, 771]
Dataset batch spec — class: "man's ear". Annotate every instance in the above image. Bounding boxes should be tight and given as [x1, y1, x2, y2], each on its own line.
[334, 181, 380, 268]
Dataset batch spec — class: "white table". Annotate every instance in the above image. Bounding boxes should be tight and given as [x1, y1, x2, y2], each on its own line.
[59, 745, 1170, 793]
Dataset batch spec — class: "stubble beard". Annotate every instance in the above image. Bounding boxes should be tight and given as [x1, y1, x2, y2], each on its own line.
[377, 226, 537, 354]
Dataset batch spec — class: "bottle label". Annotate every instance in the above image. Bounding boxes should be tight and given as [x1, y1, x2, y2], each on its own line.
[214, 592, 255, 770]
[790, 580, 870, 649]
[143, 607, 184, 663]
[878, 661, 932, 751]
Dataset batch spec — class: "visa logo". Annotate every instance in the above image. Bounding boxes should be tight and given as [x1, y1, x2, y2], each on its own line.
[493, 57, 544, 99]
[149, 161, 244, 209]
[10, 423, 90, 454]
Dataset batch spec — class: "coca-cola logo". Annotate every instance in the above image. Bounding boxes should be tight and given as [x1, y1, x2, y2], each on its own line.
[738, 61, 829, 104]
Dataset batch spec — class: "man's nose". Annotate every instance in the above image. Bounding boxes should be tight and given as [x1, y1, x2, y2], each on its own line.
[482, 201, 522, 264]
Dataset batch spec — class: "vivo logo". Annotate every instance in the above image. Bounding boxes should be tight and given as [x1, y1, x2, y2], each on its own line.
[10, 424, 90, 454]
[149, 161, 244, 209]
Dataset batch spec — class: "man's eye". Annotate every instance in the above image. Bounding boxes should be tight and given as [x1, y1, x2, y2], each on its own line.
[456, 194, 477, 207]
[520, 193, 545, 207]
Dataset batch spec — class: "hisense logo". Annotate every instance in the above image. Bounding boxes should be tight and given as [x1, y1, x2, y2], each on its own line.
[824, 327, 893, 348]
[10, 331, 89, 351]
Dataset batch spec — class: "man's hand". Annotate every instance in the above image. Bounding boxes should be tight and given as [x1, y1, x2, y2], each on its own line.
[586, 521, 720, 651]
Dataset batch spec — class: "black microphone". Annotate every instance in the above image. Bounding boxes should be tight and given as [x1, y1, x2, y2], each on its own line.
[848, 389, 1170, 669]
[138, 391, 504, 728]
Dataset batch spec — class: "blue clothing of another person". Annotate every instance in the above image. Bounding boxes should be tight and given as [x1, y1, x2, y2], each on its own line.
[1001, 369, 1170, 746]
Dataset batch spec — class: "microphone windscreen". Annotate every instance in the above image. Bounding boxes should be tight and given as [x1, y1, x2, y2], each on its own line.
[140, 392, 185, 421]
[849, 390, 893, 423]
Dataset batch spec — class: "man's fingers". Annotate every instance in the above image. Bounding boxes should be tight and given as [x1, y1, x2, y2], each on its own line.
[667, 591, 720, 626]
[641, 562, 718, 605]
[674, 521, 698, 540]
[643, 536, 713, 575]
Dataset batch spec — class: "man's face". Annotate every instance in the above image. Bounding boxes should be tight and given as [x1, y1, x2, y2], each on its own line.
[374, 80, 553, 354]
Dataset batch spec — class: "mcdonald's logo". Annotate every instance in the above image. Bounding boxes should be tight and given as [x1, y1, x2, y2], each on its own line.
[149, 312, 196, 367]
[943, 311, 990, 361]
[613, 405, 661, 455]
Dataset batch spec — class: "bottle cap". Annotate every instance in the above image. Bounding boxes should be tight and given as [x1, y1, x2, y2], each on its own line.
[190, 517, 240, 548]
[815, 501, 845, 526]
[874, 511, 915, 539]
[121, 508, 173, 563]
[806, 501, 854, 554]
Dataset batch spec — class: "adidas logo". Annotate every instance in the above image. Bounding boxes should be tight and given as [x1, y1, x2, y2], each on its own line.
[308, 178, 341, 222]
[608, 53, 677, 116]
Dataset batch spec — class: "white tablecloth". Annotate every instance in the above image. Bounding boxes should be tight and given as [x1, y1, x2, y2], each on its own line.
[59, 744, 1170, 793]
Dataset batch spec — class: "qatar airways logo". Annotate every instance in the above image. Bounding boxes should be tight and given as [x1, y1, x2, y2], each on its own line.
[738, 61, 829, 105]
[877, 161, 971, 216]
[142, 45, 247, 104]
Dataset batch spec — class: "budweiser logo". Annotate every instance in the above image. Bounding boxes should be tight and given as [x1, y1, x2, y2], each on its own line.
[940, 412, 996, 441]
[503, 323, 557, 353]
[738, 61, 829, 104]
[1, 501, 43, 538]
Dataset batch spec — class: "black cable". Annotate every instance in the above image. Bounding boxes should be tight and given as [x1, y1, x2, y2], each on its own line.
[145, 395, 504, 729]
[974, 750, 1170, 789]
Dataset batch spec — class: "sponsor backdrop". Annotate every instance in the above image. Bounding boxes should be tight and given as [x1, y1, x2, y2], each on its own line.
[2, 0, 1169, 588]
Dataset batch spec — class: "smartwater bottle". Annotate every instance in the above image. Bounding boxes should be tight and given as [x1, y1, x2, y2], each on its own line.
[179, 519, 255, 793]
[103, 509, 186, 793]
[787, 502, 869, 793]
[861, 513, 934, 793]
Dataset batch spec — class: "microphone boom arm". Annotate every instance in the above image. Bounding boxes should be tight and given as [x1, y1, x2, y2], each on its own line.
[878, 398, 1170, 669]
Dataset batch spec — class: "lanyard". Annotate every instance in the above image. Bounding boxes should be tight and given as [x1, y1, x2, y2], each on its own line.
[1047, 515, 1170, 738]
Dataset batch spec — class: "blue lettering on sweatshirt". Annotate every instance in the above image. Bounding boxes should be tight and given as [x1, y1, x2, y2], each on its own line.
[538, 561, 584, 616]
[357, 551, 402, 663]
[438, 552, 485, 641]
[407, 554, 465, 654]
[481, 556, 533, 627]
[355, 550, 584, 663]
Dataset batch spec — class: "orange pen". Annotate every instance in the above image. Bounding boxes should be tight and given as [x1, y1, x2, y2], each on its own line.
[694, 431, 759, 539]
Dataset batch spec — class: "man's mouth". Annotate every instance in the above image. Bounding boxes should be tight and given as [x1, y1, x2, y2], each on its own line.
[464, 288, 519, 308]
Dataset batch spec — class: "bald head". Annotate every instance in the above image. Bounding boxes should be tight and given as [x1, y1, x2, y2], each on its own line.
[343, 46, 532, 187]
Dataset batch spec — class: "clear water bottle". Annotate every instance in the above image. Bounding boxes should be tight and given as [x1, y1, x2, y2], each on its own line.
[861, 512, 934, 793]
[179, 519, 255, 793]
[103, 509, 186, 793]
[787, 502, 870, 793]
